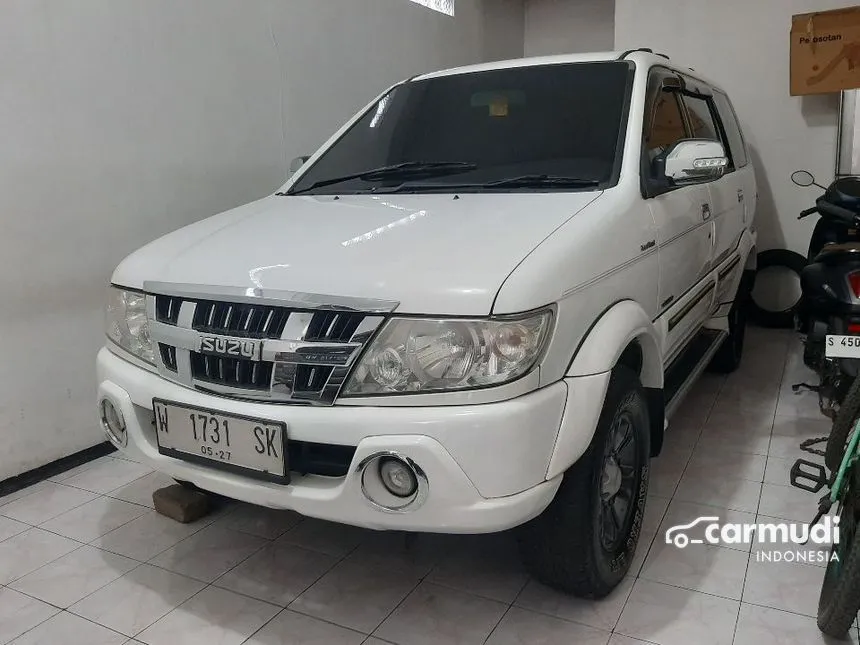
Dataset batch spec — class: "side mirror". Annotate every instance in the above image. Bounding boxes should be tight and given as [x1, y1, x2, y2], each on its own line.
[664, 140, 728, 184]
[290, 155, 310, 174]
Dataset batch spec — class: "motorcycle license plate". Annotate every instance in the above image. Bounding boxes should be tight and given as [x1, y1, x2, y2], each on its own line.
[826, 335, 860, 358]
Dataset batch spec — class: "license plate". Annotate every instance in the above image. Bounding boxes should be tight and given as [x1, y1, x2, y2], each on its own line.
[826, 335, 860, 358]
[153, 399, 287, 482]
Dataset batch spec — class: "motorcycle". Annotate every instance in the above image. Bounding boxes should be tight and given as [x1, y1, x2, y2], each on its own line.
[793, 170, 860, 429]
[789, 171, 860, 638]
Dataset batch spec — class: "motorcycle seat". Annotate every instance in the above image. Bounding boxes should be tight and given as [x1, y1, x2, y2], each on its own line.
[814, 242, 860, 265]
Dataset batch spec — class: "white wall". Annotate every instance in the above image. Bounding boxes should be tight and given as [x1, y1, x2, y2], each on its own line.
[525, 0, 615, 56]
[0, 0, 520, 481]
[482, 0, 526, 61]
[616, 0, 855, 256]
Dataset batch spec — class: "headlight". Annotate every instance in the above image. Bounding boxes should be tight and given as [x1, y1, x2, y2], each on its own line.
[105, 287, 154, 364]
[343, 311, 552, 395]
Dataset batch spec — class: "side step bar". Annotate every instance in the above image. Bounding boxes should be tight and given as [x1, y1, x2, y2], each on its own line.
[664, 329, 728, 419]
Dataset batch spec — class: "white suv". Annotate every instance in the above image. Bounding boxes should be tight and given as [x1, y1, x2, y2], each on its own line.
[98, 49, 756, 597]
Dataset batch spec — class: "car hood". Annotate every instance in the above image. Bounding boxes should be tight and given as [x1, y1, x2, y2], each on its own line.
[113, 191, 601, 315]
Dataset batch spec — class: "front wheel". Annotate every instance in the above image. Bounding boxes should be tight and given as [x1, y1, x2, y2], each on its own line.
[518, 367, 650, 598]
[826, 375, 860, 473]
[817, 474, 860, 637]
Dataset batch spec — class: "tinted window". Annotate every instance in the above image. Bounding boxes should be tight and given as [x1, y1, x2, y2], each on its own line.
[682, 95, 719, 141]
[713, 92, 748, 168]
[290, 62, 632, 194]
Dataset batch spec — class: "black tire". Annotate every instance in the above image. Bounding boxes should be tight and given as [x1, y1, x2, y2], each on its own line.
[708, 274, 752, 374]
[519, 367, 650, 598]
[749, 249, 807, 328]
[826, 375, 860, 472]
[817, 475, 860, 637]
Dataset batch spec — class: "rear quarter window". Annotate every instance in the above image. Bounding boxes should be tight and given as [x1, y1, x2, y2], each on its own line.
[713, 92, 748, 169]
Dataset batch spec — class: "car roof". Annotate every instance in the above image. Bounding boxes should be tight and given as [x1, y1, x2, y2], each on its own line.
[413, 50, 725, 93]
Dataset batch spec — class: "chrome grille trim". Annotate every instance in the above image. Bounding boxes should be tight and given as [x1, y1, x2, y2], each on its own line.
[144, 282, 399, 313]
[146, 286, 395, 405]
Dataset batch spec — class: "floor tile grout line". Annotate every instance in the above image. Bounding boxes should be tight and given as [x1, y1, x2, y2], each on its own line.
[236, 525, 369, 643]
[138, 524, 273, 588]
[730, 547, 753, 645]
[0, 486, 104, 527]
[9, 608, 131, 644]
[95, 502, 230, 565]
[481, 603, 514, 645]
[0, 532, 90, 588]
[56, 467, 158, 498]
[364, 575, 427, 641]
[608, 577, 636, 634]
[209, 535, 339, 603]
[754, 334, 794, 520]
[46, 455, 126, 485]
[31, 494, 151, 542]
[740, 598, 821, 621]
[663, 375, 725, 502]
[509, 576, 635, 635]
[0, 597, 59, 644]
[426, 572, 525, 606]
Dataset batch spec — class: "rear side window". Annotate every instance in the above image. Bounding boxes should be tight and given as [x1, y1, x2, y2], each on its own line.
[681, 95, 719, 141]
[713, 92, 748, 168]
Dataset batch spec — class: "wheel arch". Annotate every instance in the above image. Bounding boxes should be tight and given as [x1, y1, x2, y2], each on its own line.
[566, 300, 663, 389]
[548, 301, 665, 478]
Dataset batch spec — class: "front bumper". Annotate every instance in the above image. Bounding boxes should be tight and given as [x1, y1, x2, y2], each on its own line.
[97, 347, 570, 533]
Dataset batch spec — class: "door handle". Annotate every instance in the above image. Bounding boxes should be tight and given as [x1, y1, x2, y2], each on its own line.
[737, 189, 744, 203]
[702, 203, 711, 221]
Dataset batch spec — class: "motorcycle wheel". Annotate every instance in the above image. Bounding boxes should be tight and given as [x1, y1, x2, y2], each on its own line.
[826, 375, 860, 472]
[817, 471, 860, 637]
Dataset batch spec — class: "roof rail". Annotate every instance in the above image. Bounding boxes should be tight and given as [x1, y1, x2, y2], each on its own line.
[617, 47, 670, 61]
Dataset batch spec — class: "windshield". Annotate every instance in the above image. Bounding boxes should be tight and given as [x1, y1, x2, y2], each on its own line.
[289, 61, 633, 195]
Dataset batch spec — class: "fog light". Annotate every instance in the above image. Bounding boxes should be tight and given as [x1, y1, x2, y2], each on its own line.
[100, 399, 127, 447]
[378, 457, 418, 498]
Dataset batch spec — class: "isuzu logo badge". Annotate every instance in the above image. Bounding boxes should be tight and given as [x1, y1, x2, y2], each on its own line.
[199, 336, 262, 360]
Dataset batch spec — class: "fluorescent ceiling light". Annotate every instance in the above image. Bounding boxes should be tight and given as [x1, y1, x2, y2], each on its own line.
[409, 0, 455, 16]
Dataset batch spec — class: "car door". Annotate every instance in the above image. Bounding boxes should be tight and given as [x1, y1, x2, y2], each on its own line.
[710, 90, 755, 302]
[681, 88, 743, 273]
[641, 69, 716, 360]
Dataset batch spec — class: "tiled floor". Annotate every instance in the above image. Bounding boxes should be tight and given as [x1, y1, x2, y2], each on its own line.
[0, 327, 856, 644]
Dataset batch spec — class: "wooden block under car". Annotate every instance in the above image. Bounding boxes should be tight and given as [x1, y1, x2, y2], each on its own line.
[152, 484, 210, 523]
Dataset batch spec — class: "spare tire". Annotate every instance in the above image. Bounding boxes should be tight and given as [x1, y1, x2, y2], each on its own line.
[749, 249, 807, 328]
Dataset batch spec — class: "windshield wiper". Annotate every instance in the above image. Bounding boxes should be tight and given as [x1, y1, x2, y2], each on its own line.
[481, 174, 602, 189]
[374, 174, 602, 194]
[286, 161, 477, 195]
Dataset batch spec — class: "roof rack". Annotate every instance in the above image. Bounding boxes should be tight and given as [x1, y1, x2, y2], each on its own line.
[617, 48, 670, 61]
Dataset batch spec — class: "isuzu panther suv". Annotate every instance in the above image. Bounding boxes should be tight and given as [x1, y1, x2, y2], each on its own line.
[98, 49, 756, 597]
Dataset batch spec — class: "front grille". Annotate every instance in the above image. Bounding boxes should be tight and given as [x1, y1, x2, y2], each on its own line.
[150, 292, 385, 405]
[294, 365, 335, 392]
[304, 311, 365, 342]
[155, 296, 182, 325]
[192, 301, 290, 339]
[190, 353, 273, 389]
[159, 344, 178, 372]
